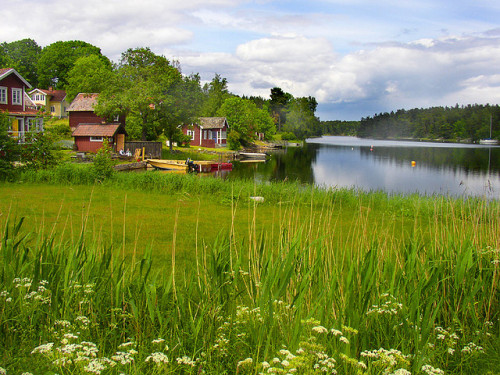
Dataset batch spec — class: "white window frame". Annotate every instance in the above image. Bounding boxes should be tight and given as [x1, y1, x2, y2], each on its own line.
[0, 87, 7, 104]
[12, 88, 22, 105]
[50, 105, 55, 113]
[90, 136, 104, 142]
[187, 130, 195, 140]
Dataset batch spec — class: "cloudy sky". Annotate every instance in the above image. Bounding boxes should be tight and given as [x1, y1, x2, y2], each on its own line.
[3, 0, 500, 120]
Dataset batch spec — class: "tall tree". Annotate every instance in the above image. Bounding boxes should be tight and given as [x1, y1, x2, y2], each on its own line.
[66, 55, 115, 102]
[37, 40, 111, 89]
[201, 74, 232, 116]
[0, 39, 41, 86]
[96, 47, 201, 148]
[269, 87, 293, 131]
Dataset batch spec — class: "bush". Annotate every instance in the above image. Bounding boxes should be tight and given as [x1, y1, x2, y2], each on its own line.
[91, 138, 115, 181]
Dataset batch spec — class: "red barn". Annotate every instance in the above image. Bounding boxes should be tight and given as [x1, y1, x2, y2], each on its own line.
[72, 123, 127, 153]
[0, 68, 43, 142]
[182, 117, 228, 148]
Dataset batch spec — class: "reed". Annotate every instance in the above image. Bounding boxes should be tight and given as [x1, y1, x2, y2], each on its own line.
[0, 172, 498, 374]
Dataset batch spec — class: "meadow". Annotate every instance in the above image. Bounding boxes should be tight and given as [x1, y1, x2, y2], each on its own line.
[0, 165, 499, 374]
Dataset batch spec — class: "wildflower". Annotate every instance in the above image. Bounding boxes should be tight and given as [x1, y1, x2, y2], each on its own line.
[0, 368, 6, 375]
[84, 359, 106, 374]
[312, 326, 328, 334]
[339, 336, 349, 344]
[447, 348, 455, 355]
[421, 364, 444, 375]
[177, 356, 196, 367]
[330, 329, 342, 336]
[145, 352, 169, 366]
[281, 360, 290, 367]
[237, 358, 253, 367]
[152, 338, 165, 344]
[31, 342, 54, 354]
[21, 372, 34, 375]
[392, 370, 411, 375]
[262, 361, 271, 369]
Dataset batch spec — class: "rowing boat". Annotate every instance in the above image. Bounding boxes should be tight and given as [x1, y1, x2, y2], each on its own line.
[147, 159, 188, 171]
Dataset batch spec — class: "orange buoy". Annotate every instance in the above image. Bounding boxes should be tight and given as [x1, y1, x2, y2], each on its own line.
[411, 161, 416, 167]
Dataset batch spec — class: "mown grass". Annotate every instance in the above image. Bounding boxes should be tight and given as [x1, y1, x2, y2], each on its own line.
[0, 165, 498, 374]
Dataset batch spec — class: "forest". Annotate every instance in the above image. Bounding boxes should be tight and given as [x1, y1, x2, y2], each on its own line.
[1, 38, 499, 144]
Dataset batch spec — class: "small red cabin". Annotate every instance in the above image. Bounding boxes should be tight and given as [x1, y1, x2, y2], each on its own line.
[182, 117, 228, 148]
[72, 123, 127, 153]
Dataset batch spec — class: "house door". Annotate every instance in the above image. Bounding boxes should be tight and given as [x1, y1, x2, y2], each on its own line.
[116, 133, 125, 151]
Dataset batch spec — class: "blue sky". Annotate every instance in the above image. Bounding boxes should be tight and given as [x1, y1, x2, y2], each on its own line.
[2, 0, 500, 120]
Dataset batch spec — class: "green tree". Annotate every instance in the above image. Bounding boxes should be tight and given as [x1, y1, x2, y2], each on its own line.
[217, 96, 275, 148]
[0, 39, 41, 86]
[92, 138, 115, 181]
[0, 112, 20, 180]
[65, 55, 115, 102]
[269, 87, 293, 131]
[96, 47, 200, 148]
[284, 97, 320, 140]
[201, 74, 232, 116]
[21, 132, 58, 170]
[37, 40, 111, 89]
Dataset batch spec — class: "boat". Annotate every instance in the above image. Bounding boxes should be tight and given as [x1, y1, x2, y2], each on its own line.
[239, 152, 267, 160]
[147, 159, 188, 171]
[479, 115, 498, 145]
[193, 160, 233, 172]
[147, 159, 233, 173]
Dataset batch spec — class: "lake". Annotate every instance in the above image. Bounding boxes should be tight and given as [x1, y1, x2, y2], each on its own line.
[228, 136, 500, 199]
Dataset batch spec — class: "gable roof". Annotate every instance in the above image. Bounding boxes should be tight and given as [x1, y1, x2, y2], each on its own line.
[67, 93, 99, 111]
[72, 123, 125, 137]
[0, 68, 32, 88]
[30, 88, 67, 102]
[198, 117, 228, 129]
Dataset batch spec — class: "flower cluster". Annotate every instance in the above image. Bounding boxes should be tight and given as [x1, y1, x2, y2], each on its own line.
[367, 293, 403, 316]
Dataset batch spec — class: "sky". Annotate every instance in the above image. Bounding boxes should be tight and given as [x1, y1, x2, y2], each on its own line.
[2, 0, 500, 120]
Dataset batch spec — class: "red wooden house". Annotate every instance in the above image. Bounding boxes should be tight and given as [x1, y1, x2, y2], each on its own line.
[68, 93, 127, 153]
[72, 123, 127, 153]
[0, 68, 43, 142]
[182, 117, 228, 148]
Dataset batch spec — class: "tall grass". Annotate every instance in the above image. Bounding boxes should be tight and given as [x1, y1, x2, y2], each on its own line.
[0, 178, 498, 374]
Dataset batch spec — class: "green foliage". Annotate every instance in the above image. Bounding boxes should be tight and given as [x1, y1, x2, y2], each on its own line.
[37, 40, 111, 89]
[65, 54, 115, 102]
[320, 120, 360, 136]
[201, 73, 232, 116]
[359, 104, 500, 141]
[284, 97, 321, 140]
[20, 131, 58, 170]
[0, 112, 19, 180]
[0, 38, 41, 86]
[217, 96, 275, 148]
[91, 138, 114, 181]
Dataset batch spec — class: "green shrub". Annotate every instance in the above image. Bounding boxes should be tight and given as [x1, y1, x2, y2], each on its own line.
[91, 138, 115, 181]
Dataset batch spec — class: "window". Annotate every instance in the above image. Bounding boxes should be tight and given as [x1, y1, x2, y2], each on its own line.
[0, 87, 7, 104]
[90, 136, 103, 142]
[50, 106, 55, 113]
[12, 89, 22, 105]
[187, 130, 195, 140]
[221, 131, 227, 139]
[113, 115, 120, 122]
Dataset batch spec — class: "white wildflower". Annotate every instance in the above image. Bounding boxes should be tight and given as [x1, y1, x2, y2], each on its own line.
[31, 342, 54, 354]
[145, 352, 169, 366]
[237, 358, 253, 367]
[421, 364, 444, 375]
[339, 336, 349, 344]
[312, 326, 328, 334]
[84, 359, 106, 374]
[177, 356, 196, 367]
[0, 368, 6, 375]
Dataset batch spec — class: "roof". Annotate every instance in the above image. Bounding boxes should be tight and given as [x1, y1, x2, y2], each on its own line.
[1, 108, 39, 116]
[67, 93, 99, 111]
[30, 88, 67, 102]
[0, 68, 32, 88]
[72, 123, 124, 137]
[198, 117, 228, 129]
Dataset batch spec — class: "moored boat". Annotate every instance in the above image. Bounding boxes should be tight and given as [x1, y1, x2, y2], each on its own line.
[479, 115, 498, 145]
[239, 152, 267, 160]
[147, 159, 188, 171]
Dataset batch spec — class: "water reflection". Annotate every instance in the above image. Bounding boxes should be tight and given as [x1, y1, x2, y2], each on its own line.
[229, 136, 500, 198]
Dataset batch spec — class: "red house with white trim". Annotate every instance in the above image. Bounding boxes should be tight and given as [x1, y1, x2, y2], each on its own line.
[0, 68, 43, 143]
[68, 93, 127, 153]
[182, 117, 228, 148]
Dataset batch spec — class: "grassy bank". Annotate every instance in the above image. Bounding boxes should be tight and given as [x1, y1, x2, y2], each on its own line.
[0, 167, 499, 374]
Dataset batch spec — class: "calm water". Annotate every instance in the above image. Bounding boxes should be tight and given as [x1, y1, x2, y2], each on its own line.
[228, 136, 500, 198]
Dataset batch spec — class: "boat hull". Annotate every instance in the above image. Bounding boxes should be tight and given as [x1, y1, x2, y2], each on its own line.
[147, 159, 188, 171]
[240, 152, 267, 160]
[479, 139, 499, 145]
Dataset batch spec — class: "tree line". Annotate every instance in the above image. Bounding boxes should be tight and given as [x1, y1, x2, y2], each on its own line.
[0, 39, 321, 148]
[358, 105, 499, 142]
